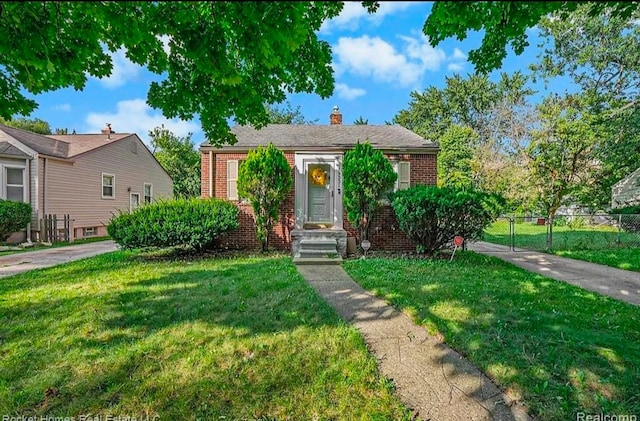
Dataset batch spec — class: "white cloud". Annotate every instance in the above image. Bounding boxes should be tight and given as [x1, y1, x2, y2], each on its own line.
[320, 1, 418, 33]
[95, 49, 142, 89]
[334, 83, 366, 100]
[333, 36, 423, 87]
[447, 62, 465, 72]
[400, 35, 447, 71]
[451, 48, 467, 61]
[333, 34, 454, 87]
[53, 103, 71, 112]
[85, 99, 200, 144]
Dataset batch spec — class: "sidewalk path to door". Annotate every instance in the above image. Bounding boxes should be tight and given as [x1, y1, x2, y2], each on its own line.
[296, 264, 531, 421]
[468, 241, 640, 306]
[0, 240, 119, 278]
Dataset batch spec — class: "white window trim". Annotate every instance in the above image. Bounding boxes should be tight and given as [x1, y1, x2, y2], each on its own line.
[143, 182, 153, 204]
[2, 165, 27, 202]
[227, 159, 248, 202]
[102, 173, 115, 199]
[130, 192, 141, 212]
[395, 161, 411, 191]
[227, 160, 239, 200]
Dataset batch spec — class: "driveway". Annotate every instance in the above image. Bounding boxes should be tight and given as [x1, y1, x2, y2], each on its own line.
[0, 240, 119, 278]
[468, 241, 640, 306]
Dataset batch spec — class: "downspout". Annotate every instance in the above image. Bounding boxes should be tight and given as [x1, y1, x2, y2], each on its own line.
[25, 157, 31, 243]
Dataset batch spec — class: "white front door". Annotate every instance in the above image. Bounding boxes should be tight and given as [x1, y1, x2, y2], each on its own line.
[307, 163, 332, 223]
[294, 154, 344, 229]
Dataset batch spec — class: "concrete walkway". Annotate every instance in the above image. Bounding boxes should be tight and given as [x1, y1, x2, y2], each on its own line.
[468, 241, 640, 306]
[0, 240, 119, 278]
[296, 265, 531, 421]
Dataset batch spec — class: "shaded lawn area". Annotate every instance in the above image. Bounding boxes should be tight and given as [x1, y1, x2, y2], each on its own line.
[344, 253, 640, 421]
[0, 252, 411, 419]
[554, 249, 640, 272]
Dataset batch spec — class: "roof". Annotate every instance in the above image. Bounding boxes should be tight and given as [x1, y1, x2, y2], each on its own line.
[0, 123, 135, 158]
[201, 124, 438, 151]
[0, 141, 30, 158]
[48, 133, 133, 157]
[0, 123, 69, 158]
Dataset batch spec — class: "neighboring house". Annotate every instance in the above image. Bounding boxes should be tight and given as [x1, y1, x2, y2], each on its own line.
[0, 123, 173, 244]
[612, 166, 640, 209]
[200, 107, 439, 256]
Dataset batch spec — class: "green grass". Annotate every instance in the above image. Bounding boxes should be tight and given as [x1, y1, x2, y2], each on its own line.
[343, 253, 640, 421]
[0, 236, 111, 256]
[484, 221, 632, 251]
[554, 249, 640, 272]
[0, 251, 411, 419]
[484, 222, 640, 271]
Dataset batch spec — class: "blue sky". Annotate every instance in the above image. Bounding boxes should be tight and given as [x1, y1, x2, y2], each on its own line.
[24, 2, 559, 146]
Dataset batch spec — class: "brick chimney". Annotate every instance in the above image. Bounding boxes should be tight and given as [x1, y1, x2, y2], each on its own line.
[101, 123, 113, 139]
[330, 106, 342, 125]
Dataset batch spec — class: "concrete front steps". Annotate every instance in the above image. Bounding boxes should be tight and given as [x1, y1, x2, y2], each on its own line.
[291, 228, 347, 265]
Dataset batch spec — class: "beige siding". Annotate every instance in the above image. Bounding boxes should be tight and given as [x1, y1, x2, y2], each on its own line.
[44, 137, 173, 238]
[30, 158, 39, 226]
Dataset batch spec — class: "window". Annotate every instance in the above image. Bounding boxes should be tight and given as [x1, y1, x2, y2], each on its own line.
[5, 167, 25, 201]
[226, 159, 246, 201]
[144, 183, 153, 204]
[102, 173, 115, 198]
[393, 161, 411, 191]
[83, 227, 97, 237]
[130, 192, 140, 212]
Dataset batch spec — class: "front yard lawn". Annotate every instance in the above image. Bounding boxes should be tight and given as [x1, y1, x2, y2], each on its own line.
[344, 253, 640, 421]
[554, 249, 640, 272]
[0, 251, 411, 419]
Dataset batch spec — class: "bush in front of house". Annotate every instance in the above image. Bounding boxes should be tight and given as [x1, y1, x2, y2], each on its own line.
[107, 198, 239, 251]
[0, 199, 32, 243]
[392, 185, 505, 255]
[343, 141, 397, 242]
[612, 204, 640, 233]
[238, 142, 292, 251]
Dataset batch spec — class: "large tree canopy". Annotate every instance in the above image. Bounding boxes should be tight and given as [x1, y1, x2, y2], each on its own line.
[0, 1, 343, 145]
[423, 1, 640, 73]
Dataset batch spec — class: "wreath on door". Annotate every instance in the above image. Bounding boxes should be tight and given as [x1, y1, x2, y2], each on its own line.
[310, 167, 327, 186]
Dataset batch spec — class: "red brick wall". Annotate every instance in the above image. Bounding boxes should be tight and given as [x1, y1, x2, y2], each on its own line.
[200, 150, 437, 252]
[208, 152, 296, 250]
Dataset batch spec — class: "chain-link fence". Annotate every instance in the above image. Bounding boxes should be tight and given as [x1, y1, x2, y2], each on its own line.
[483, 214, 640, 251]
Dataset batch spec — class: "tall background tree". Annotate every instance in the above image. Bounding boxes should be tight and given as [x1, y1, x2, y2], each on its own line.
[532, 2, 640, 211]
[526, 94, 601, 219]
[0, 2, 344, 144]
[266, 101, 316, 124]
[423, 1, 640, 73]
[149, 126, 201, 199]
[393, 72, 535, 210]
[0, 116, 52, 134]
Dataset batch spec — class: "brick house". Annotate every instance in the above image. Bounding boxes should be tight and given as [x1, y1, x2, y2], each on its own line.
[199, 107, 439, 256]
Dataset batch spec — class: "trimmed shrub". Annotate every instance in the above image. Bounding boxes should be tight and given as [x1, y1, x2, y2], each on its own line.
[0, 199, 32, 243]
[392, 185, 505, 255]
[343, 141, 397, 242]
[238, 142, 292, 251]
[107, 198, 239, 251]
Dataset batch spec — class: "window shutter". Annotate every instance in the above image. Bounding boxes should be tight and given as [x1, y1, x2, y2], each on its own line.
[398, 161, 410, 190]
[227, 160, 238, 200]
